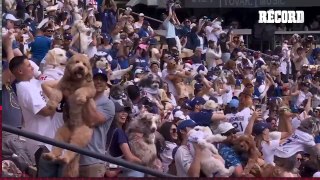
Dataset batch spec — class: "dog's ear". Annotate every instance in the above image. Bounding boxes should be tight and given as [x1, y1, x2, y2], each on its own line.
[45, 50, 57, 66]
[63, 61, 72, 80]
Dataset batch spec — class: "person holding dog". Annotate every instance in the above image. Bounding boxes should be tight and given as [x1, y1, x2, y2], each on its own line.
[78, 68, 116, 177]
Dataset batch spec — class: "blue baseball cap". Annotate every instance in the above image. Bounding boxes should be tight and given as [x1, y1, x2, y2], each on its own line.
[252, 122, 270, 136]
[194, 82, 204, 91]
[177, 119, 197, 131]
[229, 99, 239, 108]
[92, 68, 108, 81]
[190, 97, 206, 109]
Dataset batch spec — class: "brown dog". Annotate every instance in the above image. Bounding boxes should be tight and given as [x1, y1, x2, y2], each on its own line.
[233, 135, 264, 177]
[42, 54, 96, 177]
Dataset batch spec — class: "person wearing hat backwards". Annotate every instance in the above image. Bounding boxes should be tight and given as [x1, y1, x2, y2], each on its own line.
[188, 97, 225, 127]
[174, 119, 203, 177]
[38, 68, 116, 177]
[215, 122, 244, 177]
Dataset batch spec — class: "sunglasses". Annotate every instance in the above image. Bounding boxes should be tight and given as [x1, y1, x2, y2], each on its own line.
[221, 130, 236, 136]
[171, 128, 177, 133]
[46, 30, 54, 33]
[296, 158, 303, 162]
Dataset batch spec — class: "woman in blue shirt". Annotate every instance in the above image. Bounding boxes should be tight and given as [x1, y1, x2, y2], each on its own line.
[105, 102, 142, 177]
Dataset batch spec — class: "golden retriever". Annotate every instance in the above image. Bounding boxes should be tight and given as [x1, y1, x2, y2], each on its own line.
[233, 135, 264, 177]
[42, 54, 96, 177]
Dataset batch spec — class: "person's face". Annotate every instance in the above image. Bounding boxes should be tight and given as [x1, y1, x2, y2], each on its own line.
[93, 76, 108, 93]
[117, 111, 129, 125]
[6, 20, 15, 29]
[15, 59, 34, 80]
[151, 64, 159, 73]
[184, 20, 191, 26]
[262, 128, 270, 141]
[139, 16, 144, 21]
[269, 119, 278, 130]
[170, 125, 178, 140]
[163, 83, 168, 92]
[64, 39, 72, 47]
[223, 129, 237, 143]
[315, 109, 320, 117]
[195, 49, 202, 56]
[45, 28, 54, 36]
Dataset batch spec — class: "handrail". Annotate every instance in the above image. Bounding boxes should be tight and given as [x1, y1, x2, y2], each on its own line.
[2, 124, 176, 178]
[118, 8, 163, 23]
[275, 31, 320, 35]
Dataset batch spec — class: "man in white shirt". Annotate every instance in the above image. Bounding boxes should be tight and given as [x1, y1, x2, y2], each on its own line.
[9, 56, 58, 160]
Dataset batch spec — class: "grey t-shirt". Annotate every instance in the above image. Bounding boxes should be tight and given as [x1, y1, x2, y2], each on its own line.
[79, 94, 115, 165]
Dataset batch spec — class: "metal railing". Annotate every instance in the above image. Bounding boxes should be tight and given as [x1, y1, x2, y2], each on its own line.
[2, 124, 176, 178]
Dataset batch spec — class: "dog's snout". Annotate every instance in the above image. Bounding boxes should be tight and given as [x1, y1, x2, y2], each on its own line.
[151, 127, 156, 133]
[78, 67, 84, 71]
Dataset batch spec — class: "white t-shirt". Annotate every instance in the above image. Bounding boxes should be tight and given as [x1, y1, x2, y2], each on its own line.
[222, 85, 233, 105]
[16, 78, 53, 149]
[39, 70, 65, 151]
[205, 26, 218, 43]
[227, 107, 251, 134]
[174, 145, 193, 177]
[261, 139, 280, 165]
[274, 129, 316, 158]
[160, 141, 178, 173]
[296, 91, 312, 107]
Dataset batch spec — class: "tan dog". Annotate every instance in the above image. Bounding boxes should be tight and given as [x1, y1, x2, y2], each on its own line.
[233, 135, 264, 177]
[42, 54, 96, 177]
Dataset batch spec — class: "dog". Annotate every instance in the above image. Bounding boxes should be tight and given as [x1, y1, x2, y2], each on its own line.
[138, 73, 163, 108]
[90, 52, 133, 82]
[233, 135, 264, 176]
[109, 84, 132, 108]
[41, 54, 96, 177]
[70, 20, 92, 53]
[187, 126, 235, 177]
[126, 112, 161, 169]
[39, 48, 68, 81]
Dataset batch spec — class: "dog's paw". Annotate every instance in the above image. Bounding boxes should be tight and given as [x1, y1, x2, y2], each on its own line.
[42, 153, 57, 161]
[197, 139, 206, 147]
[75, 94, 87, 105]
[56, 156, 71, 164]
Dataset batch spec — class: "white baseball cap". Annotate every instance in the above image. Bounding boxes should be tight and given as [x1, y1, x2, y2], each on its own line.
[174, 110, 187, 120]
[216, 122, 236, 134]
[139, 13, 144, 17]
[5, 14, 20, 21]
[313, 172, 320, 177]
[134, 69, 144, 74]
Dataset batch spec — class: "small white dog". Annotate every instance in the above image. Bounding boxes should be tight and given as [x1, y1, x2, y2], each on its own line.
[39, 48, 67, 81]
[187, 126, 235, 177]
[70, 20, 92, 53]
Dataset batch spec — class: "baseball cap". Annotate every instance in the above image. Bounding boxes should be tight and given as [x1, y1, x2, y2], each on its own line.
[252, 122, 270, 136]
[143, 20, 150, 26]
[174, 110, 187, 120]
[177, 119, 197, 131]
[134, 69, 144, 74]
[92, 68, 108, 81]
[139, 13, 145, 17]
[216, 122, 238, 134]
[203, 100, 218, 110]
[229, 99, 239, 108]
[189, 97, 206, 109]
[5, 14, 20, 21]
[63, 33, 72, 41]
[114, 102, 131, 113]
[194, 82, 204, 91]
